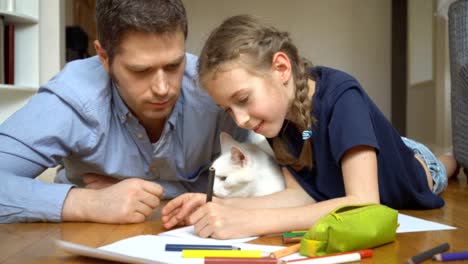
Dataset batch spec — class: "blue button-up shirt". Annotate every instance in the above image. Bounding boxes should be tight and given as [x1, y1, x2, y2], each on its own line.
[0, 54, 249, 223]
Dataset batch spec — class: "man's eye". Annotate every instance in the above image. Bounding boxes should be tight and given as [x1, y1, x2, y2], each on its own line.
[165, 63, 181, 71]
[133, 69, 148, 74]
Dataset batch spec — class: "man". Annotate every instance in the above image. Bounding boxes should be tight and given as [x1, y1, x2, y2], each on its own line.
[0, 0, 248, 223]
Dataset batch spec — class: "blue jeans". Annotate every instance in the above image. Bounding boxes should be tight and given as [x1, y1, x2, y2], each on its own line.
[401, 137, 448, 194]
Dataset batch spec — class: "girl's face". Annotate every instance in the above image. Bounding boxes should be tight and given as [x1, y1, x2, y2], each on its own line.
[204, 63, 294, 138]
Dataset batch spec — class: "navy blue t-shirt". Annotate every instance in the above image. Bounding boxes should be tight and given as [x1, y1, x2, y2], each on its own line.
[279, 67, 444, 209]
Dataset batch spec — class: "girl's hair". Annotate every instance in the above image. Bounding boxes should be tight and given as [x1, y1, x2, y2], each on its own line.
[198, 15, 315, 170]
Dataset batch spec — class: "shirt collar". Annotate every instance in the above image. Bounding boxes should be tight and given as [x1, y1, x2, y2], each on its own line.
[111, 82, 131, 123]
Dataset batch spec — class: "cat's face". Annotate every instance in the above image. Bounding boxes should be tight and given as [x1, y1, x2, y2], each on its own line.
[211, 132, 285, 198]
[212, 132, 256, 198]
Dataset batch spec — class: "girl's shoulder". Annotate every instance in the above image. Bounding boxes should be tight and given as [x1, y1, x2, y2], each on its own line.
[312, 66, 360, 89]
[312, 66, 364, 101]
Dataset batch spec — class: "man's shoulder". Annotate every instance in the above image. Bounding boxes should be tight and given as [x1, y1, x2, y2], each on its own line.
[41, 57, 112, 109]
[181, 53, 219, 111]
[39, 56, 113, 125]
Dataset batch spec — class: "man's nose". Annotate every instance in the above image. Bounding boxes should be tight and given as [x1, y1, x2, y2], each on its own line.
[150, 70, 169, 96]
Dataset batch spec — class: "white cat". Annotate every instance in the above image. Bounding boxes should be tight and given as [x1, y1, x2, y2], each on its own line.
[211, 132, 285, 198]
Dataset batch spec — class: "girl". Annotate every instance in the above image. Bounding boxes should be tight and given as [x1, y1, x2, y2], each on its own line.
[161, 15, 458, 239]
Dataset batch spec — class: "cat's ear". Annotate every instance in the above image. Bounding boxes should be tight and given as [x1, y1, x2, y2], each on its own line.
[231, 146, 250, 167]
[220, 131, 238, 153]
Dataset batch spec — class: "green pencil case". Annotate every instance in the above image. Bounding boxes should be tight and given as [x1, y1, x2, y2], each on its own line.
[300, 203, 398, 256]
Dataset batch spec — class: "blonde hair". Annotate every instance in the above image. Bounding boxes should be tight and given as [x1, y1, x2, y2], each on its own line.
[198, 15, 316, 170]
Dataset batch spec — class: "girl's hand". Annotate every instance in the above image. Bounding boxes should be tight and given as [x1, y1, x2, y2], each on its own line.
[190, 202, 254, 239]
[161, 193, 207, 229]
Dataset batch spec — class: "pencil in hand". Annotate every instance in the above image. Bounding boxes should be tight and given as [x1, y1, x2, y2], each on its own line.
[206, 166, 215, 203]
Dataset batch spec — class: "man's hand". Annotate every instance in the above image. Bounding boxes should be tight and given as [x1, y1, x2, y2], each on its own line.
[83, 173, 119, 189]
[62, 178, 164, 224]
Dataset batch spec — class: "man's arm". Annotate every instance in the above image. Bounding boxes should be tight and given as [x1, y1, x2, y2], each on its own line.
[0, 92, 89, 223]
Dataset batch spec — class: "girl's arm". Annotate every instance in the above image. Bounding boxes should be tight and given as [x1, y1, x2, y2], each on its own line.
[163, 145, 381, 239]
[242, 145, 380, 235]
[220, 166, 315, 209]
[341, 145, 380, 203]
[219, 144, 379, 209]
[161, 167, 313, 229]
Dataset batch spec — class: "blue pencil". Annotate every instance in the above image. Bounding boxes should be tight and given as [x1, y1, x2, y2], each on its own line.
[406, 243, 450, 264]
[433, 251, 468, 261]
[165, 244, 241, 252]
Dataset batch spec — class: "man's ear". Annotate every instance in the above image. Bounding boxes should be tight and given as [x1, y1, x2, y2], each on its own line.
[94, 40, 110, 72]
[271, 51, 292, 84]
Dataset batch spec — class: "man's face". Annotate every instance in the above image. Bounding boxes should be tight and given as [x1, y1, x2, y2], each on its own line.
[99, 31, 186, 129]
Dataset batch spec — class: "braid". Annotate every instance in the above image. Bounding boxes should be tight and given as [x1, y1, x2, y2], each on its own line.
[273, 55, 315, 171]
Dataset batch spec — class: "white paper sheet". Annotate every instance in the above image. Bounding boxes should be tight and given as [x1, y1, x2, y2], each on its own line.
[99, 235, 283, 264]
[396, 213, 456, 233]
[158, 225, 258, 244]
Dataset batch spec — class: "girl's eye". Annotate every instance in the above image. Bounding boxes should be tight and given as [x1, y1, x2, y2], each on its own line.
[238, 96, 248, 104]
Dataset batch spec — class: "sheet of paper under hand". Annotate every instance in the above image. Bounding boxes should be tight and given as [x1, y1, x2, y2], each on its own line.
[158, 225, 258, 244]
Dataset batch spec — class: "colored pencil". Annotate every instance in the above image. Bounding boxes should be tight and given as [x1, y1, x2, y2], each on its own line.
[165, 244, 241, 251]
[270, 243, 301, 259]
[406, 243, 450, 264]
[206, 166, 215, 202]
[286, 249, 373, 263]
[286, 252, 361, 264]
[204, 257, 285, 264]
[283, 231, 307, 237]
[282, 232, 306, 243]
[433, 251, 468, 261]
[182, 249, 269, 258]
[283, 236, 303, 243]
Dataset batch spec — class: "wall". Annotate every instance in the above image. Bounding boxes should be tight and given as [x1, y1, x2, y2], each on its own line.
[408, 0, 433, 85]
[182, 0, 392, 118]
[407, 0, 436, 147]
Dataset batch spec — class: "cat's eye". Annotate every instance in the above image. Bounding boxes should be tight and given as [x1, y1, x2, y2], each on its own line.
[217, 175, 227, 181]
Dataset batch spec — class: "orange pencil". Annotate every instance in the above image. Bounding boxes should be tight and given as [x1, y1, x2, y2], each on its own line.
[270, 243, 301, 259]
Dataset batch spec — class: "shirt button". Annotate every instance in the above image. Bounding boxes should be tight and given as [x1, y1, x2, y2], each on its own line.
[136, 133, 144, 139]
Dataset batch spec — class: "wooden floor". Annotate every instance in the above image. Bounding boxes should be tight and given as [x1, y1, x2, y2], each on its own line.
[0, 172, 467, 263]
[390, 172, 468, 263]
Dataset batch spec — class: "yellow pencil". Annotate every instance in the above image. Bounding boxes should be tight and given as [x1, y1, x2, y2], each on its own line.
[182, 249, 269, 258]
